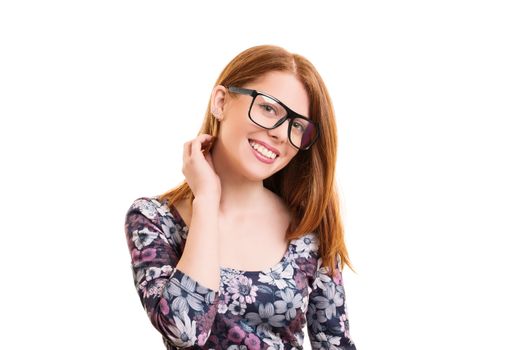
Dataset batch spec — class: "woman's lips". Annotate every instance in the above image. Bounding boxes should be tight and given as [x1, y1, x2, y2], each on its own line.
[250, 146, 276, 164]
[248, 139, 280, 156]
[248, 139, 278, 164]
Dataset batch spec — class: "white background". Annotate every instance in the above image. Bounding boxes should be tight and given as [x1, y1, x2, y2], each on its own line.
[1, 1, 524, 349]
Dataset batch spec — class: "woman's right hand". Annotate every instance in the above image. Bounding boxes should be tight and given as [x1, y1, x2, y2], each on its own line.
[182, 134, 221, 202]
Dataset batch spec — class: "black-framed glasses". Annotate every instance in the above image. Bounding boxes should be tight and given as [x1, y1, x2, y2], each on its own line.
[227, 86, 320, 150]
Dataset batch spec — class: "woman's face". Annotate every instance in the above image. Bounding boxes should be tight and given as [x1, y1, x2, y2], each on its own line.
[213, 71, 310, 182]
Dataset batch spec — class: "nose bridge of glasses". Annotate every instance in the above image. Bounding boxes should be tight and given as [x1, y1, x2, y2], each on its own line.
[268, 115, 291, 140]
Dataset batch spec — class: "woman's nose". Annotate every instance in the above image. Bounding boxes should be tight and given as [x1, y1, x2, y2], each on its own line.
[267, 119, 289, 144]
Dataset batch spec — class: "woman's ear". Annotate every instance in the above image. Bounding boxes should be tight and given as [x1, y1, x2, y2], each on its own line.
[211, 85, 228, 121]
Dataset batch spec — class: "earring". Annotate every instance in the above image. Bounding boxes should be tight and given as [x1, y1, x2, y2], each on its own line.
[212, 108, 222, 120]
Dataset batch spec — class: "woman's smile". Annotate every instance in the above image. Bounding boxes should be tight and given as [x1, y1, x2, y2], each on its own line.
[248, 139, 279, 163]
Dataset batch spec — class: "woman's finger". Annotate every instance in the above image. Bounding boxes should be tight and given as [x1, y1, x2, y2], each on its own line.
[204, 150, 214, 169]
[182, 141, 191, 163]
[190, 134, 212, 159]
[196, 134, 213, 153]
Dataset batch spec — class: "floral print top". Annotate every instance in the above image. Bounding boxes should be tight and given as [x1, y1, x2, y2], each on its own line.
[124, 196, 357, 350]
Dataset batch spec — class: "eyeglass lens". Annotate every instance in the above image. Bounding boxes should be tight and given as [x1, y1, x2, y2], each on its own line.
[251, 94, 317, 149]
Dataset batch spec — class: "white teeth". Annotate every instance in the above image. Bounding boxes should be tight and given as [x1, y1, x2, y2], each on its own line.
[250, 141, 277, 159]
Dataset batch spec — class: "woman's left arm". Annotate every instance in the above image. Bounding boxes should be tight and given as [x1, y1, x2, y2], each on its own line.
[306, 254, 357, 350]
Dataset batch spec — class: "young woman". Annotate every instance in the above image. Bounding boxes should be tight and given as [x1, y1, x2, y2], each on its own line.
[124, 45, 357, 349]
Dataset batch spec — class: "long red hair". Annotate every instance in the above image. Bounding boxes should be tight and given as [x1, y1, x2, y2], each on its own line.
[159, 45, 355, 276]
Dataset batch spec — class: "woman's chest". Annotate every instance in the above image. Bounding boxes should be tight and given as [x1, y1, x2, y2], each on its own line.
[217, 217, 290, 272]
[216, 263, 311, 330]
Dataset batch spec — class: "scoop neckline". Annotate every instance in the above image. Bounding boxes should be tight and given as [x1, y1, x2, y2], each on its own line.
[220, 243, 292, 275]
[160, 197, 293, 275]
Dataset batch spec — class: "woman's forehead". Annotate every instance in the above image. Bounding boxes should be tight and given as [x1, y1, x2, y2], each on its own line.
[244, 71, 310, 116]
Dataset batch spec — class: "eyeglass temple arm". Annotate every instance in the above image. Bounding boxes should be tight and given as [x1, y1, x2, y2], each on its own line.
[227, 86, 256, 96]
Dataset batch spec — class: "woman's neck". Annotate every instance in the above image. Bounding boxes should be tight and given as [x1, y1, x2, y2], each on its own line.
[211, 145, 271, 214]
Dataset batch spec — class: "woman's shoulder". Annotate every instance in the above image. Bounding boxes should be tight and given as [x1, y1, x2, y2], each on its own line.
[284, 232, 321, 280]
[126, 195, 177, 223]
[125, 195, 189, 257]
[289, 232, 320, 257]
[171, 197, 192, 226]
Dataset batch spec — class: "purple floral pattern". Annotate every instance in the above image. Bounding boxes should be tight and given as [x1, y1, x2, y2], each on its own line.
[124, 196, 356, 349]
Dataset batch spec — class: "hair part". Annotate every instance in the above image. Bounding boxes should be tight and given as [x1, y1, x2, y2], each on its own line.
[159, 45, 355, 276]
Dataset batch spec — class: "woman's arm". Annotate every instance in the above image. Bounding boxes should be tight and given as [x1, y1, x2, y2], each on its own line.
[176, 195, 221, 291]
[177, 134, 222, 291]
[306, 254, 357, 350]
[124, 197, 219, 348]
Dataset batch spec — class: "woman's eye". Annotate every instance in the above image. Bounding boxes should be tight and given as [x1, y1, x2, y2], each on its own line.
[261, 104, 276, 114]
[292, 121, 306, 132]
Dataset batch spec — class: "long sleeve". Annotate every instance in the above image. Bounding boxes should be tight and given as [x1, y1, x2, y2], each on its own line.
[124, 197, 220, 348]
[306, 254, 357, 350]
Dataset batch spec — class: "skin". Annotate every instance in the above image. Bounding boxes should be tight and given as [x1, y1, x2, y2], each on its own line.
[176, 71, 310, 289]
